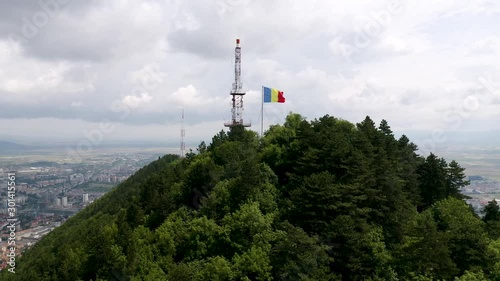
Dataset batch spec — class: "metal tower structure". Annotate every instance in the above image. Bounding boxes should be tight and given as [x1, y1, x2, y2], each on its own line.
[180, 108, 185, 158]
[224, 39, 251, 128]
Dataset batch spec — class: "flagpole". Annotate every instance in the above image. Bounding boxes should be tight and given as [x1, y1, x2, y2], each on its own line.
[261, 86, 264, 137]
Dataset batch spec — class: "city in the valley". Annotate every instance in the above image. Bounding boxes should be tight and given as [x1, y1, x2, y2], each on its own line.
[0, 146, 168, 269]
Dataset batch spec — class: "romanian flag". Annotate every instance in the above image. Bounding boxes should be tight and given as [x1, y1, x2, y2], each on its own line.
[263, 86, 285, 103]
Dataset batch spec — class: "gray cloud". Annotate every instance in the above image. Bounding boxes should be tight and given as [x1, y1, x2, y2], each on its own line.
[0, 0, 499, 146]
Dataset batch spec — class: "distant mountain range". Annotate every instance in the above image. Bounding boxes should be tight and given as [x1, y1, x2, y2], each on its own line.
[0, 140, 29, 151]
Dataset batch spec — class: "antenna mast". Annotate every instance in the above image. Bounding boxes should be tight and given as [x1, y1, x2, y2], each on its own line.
[180, 108, 185, 157]
[224, 39, 251, 128]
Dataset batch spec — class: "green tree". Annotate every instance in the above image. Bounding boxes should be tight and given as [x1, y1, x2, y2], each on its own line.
[417, 153, 448, 210]
[288, 172, 366, 234]
[232, 245, 273, 280]
[454, 270, 488, 281]
[483, 200, 500, 239]
[395, 211, 458, 280]
[484, 200, 500, 222]
[194, 256, 235, 281]
[197, 141, 207, 153]
[396, 134, 421, 206]
[486, 238, 500, 280]
[270, 222, 337, 280]
[327, 216, 392, 280]
[446, 160, 470, 199]
[431, 198, 489, 274]
[208, 130, 228, 152]
[222, 202, 274, 253]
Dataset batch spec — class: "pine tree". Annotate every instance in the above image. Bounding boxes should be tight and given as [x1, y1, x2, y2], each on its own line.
[445, 160, 470, 199]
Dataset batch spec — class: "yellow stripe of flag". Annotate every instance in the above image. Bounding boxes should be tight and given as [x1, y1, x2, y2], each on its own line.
[271, 88, 279, 102]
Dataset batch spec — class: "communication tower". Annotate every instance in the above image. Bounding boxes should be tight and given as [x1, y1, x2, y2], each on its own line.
[180, 108, 185, 157]
[224, 39, 251, 128]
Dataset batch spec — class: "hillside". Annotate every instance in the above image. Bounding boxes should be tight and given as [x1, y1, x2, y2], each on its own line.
[0, 141, 27, 152]
[3, 113, 500, 281]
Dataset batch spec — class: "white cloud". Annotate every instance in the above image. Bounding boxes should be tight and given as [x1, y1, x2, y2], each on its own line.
[467, 36, 500, 55]
[162, 85, 223, 110]
[71, 101, 83, 107]
[376, 34, 431, 54]
[169, 85, 199, 106]
[329, 38, 354, 58]
[173, 11, 201, 31]
[121, 93, 152, 109]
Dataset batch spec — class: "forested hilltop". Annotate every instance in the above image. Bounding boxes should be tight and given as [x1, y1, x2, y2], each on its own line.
[4, 114, 500, 281]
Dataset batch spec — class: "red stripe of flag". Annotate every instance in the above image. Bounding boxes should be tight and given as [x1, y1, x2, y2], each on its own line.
[277, 91, 285, 103]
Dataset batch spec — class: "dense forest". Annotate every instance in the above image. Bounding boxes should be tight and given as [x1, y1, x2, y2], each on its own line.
[3, 113, 500, 280]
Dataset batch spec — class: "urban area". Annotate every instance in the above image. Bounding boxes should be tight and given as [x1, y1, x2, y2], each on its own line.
[0, 151, 162, 269]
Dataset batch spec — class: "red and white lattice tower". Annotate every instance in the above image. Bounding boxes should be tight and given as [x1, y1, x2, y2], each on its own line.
[180, 108, 185, 157]
[224, 39, 251, 128]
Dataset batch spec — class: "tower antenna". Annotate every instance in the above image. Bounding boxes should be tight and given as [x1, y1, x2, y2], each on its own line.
[180, 108, 185, 158]
[224, 39, 251, 128]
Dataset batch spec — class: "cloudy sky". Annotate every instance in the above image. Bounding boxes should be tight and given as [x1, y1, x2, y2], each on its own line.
[1, 0, 499, 151]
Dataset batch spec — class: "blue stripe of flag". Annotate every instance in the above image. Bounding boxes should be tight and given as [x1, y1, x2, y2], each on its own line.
[263, 87, 272, 103]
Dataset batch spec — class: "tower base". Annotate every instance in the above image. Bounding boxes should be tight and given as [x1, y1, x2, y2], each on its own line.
[224, 121, 251, 127]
